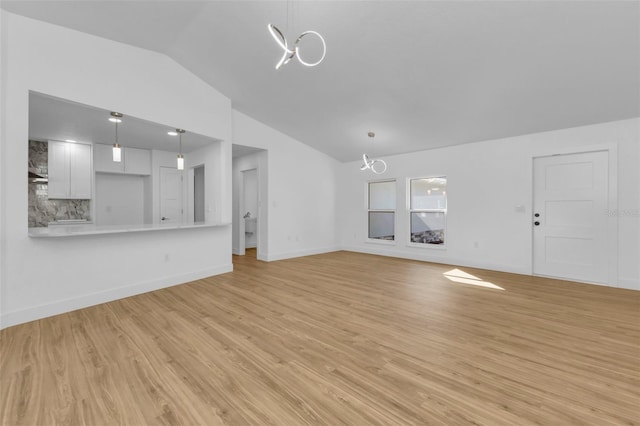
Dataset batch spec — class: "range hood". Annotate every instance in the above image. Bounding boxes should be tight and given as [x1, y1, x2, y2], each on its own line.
[28, 168, 48, 183]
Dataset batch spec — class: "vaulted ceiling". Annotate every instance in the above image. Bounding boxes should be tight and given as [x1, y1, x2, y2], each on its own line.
[3, 1, 639, 161]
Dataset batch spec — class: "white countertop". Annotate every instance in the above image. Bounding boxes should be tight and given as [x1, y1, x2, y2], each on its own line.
[29, 221, 231, 237]
[48, 220, 94, 226]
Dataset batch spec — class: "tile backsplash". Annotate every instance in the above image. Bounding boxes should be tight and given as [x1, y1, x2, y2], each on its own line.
[28, 140, 91, 227]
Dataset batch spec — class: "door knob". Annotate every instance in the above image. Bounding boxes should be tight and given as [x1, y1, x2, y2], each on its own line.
[534, 221, 540, 226]
[161, 217, 169, 221]
[534, 213, 540, 217]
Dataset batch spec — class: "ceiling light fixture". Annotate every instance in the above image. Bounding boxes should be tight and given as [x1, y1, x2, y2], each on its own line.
[110, 112, 123, 162]
[176, 129, 185, 170]
[267, 24, 326, 69]
[167, 130, 178, 136]
[360, 132, 387, 174]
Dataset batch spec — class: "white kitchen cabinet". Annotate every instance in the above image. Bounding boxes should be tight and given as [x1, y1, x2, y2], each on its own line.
[48, 141, 92, 199]
[69, 143, 92, 198]
[93, 144, 151, 175]
[47, 141, 69, 198]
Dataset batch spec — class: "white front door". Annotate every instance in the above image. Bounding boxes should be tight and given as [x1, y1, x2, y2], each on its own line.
[533, 151, 609, 284]
[160, 166, 183, 224]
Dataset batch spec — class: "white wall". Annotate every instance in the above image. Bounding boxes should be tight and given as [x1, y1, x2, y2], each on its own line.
[0, 10, 7, 324]
[0, 12, 233, 328]
[232, 111, 340, 261]
[186, 141, 227, 224]
[338, 119, 640, 290]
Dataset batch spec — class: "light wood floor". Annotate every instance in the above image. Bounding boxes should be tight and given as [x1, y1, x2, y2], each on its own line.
[1, 251, 639, 425]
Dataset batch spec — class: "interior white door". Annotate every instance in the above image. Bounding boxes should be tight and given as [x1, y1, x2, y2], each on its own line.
[160, 166, 183, 224]
[533, 151, 609, 284]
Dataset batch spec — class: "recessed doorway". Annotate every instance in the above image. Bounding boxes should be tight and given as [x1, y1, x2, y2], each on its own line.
[232, 144, 267, 259]
[159, 166, 184, 224]
[193, 165, 205, 222]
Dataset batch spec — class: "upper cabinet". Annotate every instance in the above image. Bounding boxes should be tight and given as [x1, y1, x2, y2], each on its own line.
[48, 141, 92, 199]
[94, 144, 151, 175]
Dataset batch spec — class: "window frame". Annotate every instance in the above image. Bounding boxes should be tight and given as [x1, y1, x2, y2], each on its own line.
[366, 179, 397, 245]
[407, 176, 447, 249]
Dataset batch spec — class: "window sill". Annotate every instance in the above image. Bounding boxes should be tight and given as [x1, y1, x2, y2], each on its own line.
[406, 242, 447, 250]
[366, 238, 397, 246]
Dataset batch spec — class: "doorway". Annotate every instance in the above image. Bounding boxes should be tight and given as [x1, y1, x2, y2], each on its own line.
[193, 165, 205, 222]
[232, 144, 267, 259]
[241, 168, 258, 254]
[532, 151, 610, 284]
[159, 166, 184, 224]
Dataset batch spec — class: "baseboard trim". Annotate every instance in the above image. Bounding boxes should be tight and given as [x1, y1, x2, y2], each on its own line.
[265, 246, 340, 262]
[617, 277, 640, 291]
[339, 245, 528, 276]
[0, 263, 233, 330]
[341, 245, 639, 291]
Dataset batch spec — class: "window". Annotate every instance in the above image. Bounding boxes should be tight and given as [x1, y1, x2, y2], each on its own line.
[368, 180, 396, 241]
[409, 177, 447, 245]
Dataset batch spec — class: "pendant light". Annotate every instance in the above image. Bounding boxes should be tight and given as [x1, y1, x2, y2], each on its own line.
[176, 129, 185, 170]
[268, 24, 326, 69]
[267, 1, 326, 69]
[360, 132, 387, 174]
[110, 112, 123, 162]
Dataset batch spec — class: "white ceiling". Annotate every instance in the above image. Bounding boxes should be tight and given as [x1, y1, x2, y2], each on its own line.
[5, 1, 639, 162]
[29, 92, 219, 153]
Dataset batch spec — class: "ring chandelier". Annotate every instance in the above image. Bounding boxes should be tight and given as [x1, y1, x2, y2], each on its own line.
[267, 23, 326, 69]
[360, 132, 387, 175]
[360, 154, 387, 175]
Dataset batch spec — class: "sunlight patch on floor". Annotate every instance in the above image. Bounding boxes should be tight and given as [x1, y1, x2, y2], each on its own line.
[443, 268, 504, 290]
